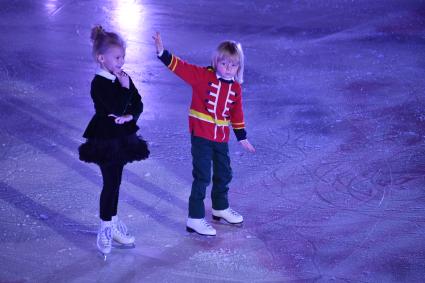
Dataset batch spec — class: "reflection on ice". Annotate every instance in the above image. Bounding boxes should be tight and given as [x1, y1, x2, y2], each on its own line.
[1, 0, 425, 282]
[113, 0, 145, 36]
[44, 0, 60, 17]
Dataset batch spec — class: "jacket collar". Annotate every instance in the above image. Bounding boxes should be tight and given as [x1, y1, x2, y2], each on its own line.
[96, 69, 116, 81]
[216, 73, 235, 83]
[208, 66, 235, 83]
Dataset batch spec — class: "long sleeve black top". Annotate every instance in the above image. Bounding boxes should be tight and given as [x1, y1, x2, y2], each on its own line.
[82, 74, 143, 139]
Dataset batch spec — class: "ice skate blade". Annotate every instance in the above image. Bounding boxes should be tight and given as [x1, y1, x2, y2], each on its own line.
[186, 226, 216, 236]
[98, 251, 109, 261]
[212, 215, 243, 225]
[112, 242, 136, 249]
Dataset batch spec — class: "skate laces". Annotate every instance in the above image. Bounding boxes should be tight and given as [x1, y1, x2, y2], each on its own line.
[228, 208, 240, 216]
[113, 218, 128, 235]
[112, 224, 129, 238]
[99, 227, 112, 245]
[200, 219, 213, 229]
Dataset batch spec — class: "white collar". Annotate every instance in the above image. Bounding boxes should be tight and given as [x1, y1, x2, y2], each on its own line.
[96, 69, 116, 81]
[216, 73, 234, 82]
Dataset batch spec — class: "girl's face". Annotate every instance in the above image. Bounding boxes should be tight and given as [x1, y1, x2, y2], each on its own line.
[98, 45, 125, 74]
[216, 56, 239, 80]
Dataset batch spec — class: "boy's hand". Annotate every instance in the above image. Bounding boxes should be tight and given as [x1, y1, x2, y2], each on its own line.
[239, 139, 255, 153]
[114, 70, 130, 89]
[108, 114, 133, 124]
[152, 32, 164, 55]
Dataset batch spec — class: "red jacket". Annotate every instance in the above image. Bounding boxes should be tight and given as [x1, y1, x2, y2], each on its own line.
[159, 50, 247, 143]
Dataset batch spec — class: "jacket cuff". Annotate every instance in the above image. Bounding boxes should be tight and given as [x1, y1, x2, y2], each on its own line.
[158, 49, 172, 66]
[233, 128, 247, 141]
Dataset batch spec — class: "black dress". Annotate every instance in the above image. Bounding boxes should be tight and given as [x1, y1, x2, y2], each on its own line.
[79, 74, 149, 165]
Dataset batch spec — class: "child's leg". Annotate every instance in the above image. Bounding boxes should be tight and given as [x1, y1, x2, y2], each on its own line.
[211, 142, 232, 211]
[111, 163, 124, 217]
[189, 136, 213, 219]
[210, 142, 243, 224]
[97, 162, 123, 255]
[99, 162, 122, 221]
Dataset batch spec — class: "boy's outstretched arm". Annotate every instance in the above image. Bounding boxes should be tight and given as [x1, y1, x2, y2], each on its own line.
[152, 31, 205, 86]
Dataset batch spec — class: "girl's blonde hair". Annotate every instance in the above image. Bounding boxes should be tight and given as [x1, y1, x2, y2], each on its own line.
[90, 25, 126, 61]
[212, 40, 244, 84]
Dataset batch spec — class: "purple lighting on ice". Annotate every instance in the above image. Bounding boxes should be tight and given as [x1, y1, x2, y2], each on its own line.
[1, 1, 425, 282]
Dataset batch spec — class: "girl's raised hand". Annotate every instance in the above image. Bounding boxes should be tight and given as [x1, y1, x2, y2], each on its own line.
[239, 139, 256, 153]
[114, 70, 130, 89]
[152, 32, 164, 55]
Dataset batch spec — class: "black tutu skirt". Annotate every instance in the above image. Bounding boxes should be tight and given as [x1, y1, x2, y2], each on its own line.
[79, 133, 149, 165]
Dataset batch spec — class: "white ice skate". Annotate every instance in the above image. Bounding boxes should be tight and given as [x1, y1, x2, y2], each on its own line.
[212, 208, 243, 224]
[97, 223, 112, 260]
[186, 218, 216, 236]
[112, 216, 135, 246]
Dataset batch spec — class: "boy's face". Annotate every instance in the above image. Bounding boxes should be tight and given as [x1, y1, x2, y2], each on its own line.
[216, 57, 239, 80]
[98, 46, 125, 74]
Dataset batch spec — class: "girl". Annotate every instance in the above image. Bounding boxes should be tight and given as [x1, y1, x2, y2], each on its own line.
[79, 25, 149, 256]
[153, 32, 255, 236]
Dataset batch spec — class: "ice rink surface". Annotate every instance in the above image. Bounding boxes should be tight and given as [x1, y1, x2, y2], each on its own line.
[1, 0, 425, 282]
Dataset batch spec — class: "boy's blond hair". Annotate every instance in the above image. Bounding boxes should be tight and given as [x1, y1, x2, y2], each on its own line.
[212, 40, 244, 84]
